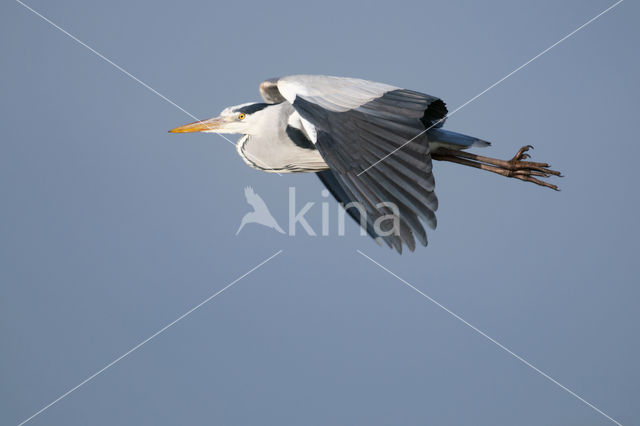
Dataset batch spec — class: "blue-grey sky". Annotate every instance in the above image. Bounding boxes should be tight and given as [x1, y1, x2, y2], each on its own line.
[1, 0, 638, 425]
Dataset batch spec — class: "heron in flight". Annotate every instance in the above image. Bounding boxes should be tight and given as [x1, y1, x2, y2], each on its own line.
[170, 75, 561, 253]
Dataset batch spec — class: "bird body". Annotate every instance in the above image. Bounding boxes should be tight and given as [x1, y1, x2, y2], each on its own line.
[234, 101, 327, 173]
[170, 75, 561, 253]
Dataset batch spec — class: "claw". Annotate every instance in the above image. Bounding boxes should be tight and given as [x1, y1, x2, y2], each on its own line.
[511, 145, 534, 162]
[507, 145, 563, 188]
[432, 146, 562, 191]
[513, 174, 559, 191]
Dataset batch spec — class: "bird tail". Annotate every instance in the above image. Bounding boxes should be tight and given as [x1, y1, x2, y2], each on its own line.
[427, 128, 491, 149]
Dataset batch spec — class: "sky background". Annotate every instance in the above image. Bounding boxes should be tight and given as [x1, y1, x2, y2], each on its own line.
[1, 0, 638, 425]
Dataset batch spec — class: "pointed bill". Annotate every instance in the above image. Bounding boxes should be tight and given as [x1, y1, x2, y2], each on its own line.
[169, 117, 224, 133]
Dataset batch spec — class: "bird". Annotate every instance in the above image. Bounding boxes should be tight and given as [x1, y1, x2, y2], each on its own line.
[236, 186, 285, 235]
[170, 75, 561, 253]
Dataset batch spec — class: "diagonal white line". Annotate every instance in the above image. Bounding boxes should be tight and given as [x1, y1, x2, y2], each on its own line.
[15, 0, 236, 147]
[356, 250, 623, 426]
[358, 0, 624, 176]
[17, 249, 283, 426]
[15, 0, 284, 176]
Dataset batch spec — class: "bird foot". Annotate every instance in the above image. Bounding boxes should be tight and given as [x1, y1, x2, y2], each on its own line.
[504, 145, 562, 191]
[431, 145, 563, 191]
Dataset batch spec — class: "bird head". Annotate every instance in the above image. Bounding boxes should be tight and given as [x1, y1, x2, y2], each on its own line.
[169, 102, 270, 135]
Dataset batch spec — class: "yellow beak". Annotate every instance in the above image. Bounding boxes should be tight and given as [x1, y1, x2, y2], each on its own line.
[168, 117, 224, 133]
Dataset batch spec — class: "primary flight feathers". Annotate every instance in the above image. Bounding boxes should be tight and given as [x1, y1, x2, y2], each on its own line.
[170, 75, 561, 253]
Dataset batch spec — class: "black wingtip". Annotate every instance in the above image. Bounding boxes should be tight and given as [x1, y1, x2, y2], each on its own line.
[421, 99, 448, 127]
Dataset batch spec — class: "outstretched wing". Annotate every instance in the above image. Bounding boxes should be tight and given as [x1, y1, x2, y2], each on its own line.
[274, 75, 447, 253]
[316, 169, 381, 244]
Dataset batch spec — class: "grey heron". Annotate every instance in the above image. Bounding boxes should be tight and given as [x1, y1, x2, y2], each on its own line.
[170, 75, 561, 253]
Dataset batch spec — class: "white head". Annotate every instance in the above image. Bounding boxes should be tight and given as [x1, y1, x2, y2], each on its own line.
[169, 102, 271, 135]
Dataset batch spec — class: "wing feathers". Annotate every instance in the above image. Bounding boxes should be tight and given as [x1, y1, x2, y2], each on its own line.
[269, 75, 446, 252]
[278, 75, 398, 112]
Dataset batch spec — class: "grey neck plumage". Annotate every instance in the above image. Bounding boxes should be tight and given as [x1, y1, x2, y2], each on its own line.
[236, 103, 328, 173]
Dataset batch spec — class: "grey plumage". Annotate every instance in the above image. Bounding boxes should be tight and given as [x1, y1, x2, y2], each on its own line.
[277, 78, 446, 253]
[169, 74, 521, 253]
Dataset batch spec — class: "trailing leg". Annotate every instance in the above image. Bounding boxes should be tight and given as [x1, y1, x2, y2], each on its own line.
[431, 145, 562, 190]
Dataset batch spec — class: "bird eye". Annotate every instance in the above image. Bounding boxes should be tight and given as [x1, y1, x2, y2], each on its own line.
[237, 113, 246, 120]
